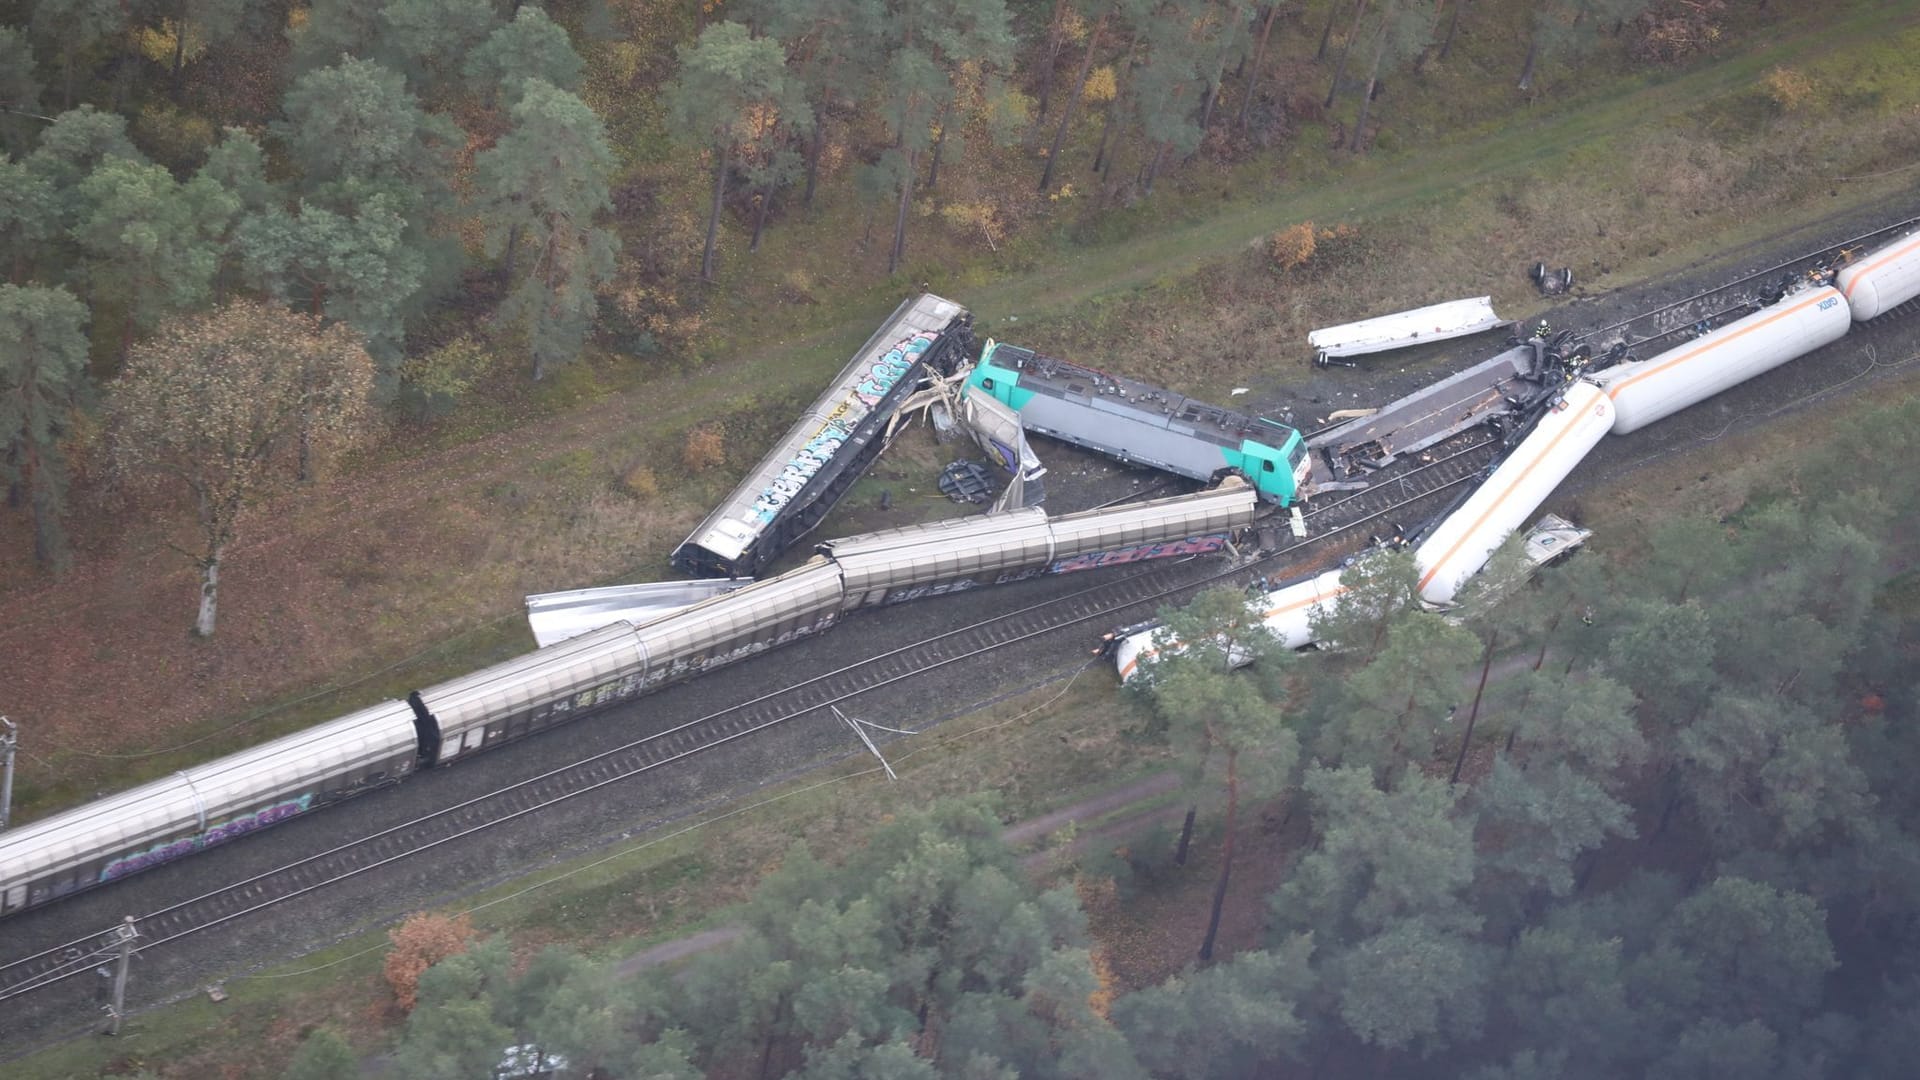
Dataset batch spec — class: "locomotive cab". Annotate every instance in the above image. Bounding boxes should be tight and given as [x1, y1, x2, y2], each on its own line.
[1229, 431, 1309, 505]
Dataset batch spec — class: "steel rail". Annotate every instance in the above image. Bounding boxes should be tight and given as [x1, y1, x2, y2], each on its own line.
[0, 439, 1498, 1003]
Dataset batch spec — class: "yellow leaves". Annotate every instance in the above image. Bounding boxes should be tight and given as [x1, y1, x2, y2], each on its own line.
[135, 20, 203, 66]
[111, 301, 377, 509]
[682, 423, 726, 473]
[1083, 66, 1118, 105]
[940, 201, 1003, 252]
[1061, 10, 1090, 45]
[1266, 222, 1318, 273]
[1266, 221, 1357, 275]
[743, 101, 782, 141]
[1086, 945, 1118, 1019]
[1762, 67, 1824, 113]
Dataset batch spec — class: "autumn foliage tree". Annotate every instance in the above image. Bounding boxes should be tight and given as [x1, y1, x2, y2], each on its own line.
[383, 910, 477, 1013]
[109, 300, 375, 636]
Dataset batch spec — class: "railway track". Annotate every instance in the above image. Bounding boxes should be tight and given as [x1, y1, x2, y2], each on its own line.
[0, 437, 1499, 1006]
[29, 207, 1826, 1008]
[1586, 214, 1920, 362]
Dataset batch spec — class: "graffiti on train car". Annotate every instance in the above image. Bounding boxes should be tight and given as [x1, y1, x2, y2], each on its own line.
[649, 615, 841, 685]
[527, 672, 647, 726]
[877, 564, 1052, 605]
[99, 793, 317, 882]
[748, 334, 934, 524]
[1047, 534, 1230, 575]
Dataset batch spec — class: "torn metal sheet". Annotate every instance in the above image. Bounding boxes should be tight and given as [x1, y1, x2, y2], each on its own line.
[1521, 512, 1592, 567]
[1308, 296, 1507, 362]
[525, 578, 753, 647]
[1308, 346, 1537, 480]
[960, 387, 1047, 510]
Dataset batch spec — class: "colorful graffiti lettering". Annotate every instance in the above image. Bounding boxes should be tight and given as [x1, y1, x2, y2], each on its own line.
[746, 333, 935, 524]
[100, 793, 317, 882]
[1047, 533, 1229, 575]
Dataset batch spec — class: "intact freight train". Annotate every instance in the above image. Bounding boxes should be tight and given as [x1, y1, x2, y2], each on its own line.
[962, 341, 1312, 505]
[1, 483, 1255, 916]
[1113, 226, 1920, 680]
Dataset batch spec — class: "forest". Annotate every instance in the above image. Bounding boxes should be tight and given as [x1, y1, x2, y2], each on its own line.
[0, 0, 1733, 629]
[288, 392, 1920, 1078]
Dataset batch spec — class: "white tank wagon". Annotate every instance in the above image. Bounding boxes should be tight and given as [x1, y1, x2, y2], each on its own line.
[1836, 229, 1920, 321]
[1113, 567, 1346, 684]
[1414, 381, 1615, 606]
[1595, 286, 1851, 436]
[0, 701, 421, 913]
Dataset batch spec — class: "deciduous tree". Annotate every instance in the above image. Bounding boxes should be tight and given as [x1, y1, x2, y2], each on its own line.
[109, 300, 375, 636]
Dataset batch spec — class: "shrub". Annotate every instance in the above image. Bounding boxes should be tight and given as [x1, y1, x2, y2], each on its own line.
[622, 463, 661, 499]
[1267, 222, 1319, 273]
[1267, 221, 1360, 275]
[1762, 67, 1823, 113]
[395, 336, 495, 421]
[682, 423, 726, 473]
[1631, 0, 1729, 64]
[383, 911, 474, 1012]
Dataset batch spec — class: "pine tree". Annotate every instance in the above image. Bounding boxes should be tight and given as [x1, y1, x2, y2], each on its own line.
[0, 283, 91, 570]
[473, 80, 618, 381]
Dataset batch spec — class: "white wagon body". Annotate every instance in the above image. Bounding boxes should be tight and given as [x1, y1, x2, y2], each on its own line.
[1836, 230, 1920, 321]
[1596, 286, 1850, 436]
[1414, 381, 1614, 607]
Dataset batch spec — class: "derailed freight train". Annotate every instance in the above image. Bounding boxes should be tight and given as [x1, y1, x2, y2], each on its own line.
[1112, 225, 1920, 681]
[671, 294, 976, 579]
[0, 482, 1255, 916]
[962, 341, 1313, 506]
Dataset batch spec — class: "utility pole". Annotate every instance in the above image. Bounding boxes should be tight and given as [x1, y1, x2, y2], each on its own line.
[105, 917, 138, 1036]
[0, 716, 15, 830]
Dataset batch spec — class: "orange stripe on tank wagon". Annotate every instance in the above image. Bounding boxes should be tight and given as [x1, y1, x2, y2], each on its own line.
[1604, 291, 1836, 403]
[1416, 392, 1607, 595]
[1843, 233, 1920, 301]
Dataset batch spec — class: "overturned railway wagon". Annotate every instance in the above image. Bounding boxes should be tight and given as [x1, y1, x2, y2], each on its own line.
[671, 294, 976, 579]
[963, 341, 1311, 505]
